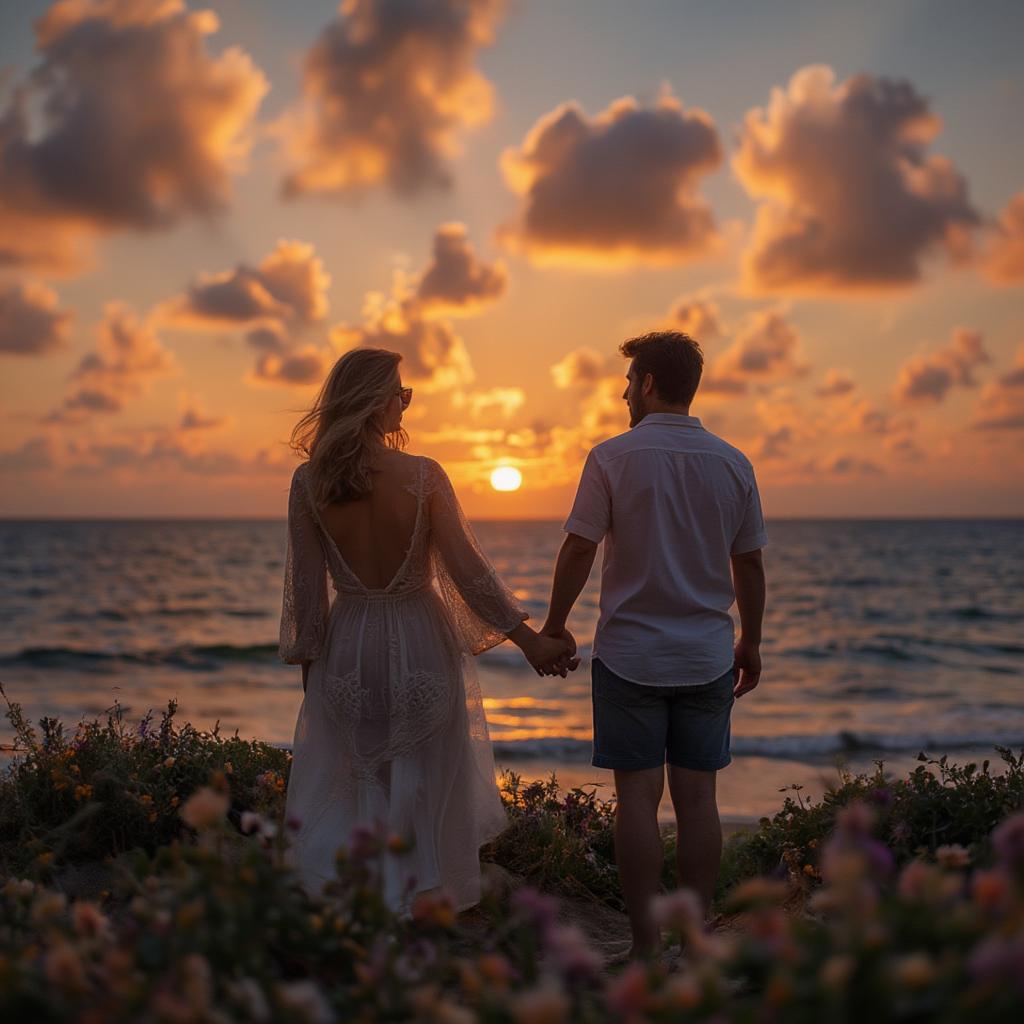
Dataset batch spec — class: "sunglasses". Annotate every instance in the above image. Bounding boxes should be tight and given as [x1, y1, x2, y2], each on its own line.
[396, 386, 413, 408]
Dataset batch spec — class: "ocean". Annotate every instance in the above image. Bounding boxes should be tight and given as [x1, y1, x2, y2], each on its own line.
[1, 518, 1022, 821]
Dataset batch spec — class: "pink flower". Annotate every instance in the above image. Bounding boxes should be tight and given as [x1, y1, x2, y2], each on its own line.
[276, 980, 335, 1024]
[606, 962, 650, 1017]
[650, 888, 703, 934]
[544, 924, 603, 978]
[180, 787, 229, 829]
[510, 983, 571, 1024]
[836, 801, 875, 838]
[511, 887, 558, 933]
[992, 812, 1024, 869]
[935, 844, 970, 870]
[43, 941, 86, 992]
[72, 900, 111, 940]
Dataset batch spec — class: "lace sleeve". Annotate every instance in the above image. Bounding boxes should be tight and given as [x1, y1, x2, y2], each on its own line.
[279, 464, 330, 665]
[425, 458, 528, 655]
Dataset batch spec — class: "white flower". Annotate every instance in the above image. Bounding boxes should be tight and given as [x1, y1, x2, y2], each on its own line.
[276, 980, 334, 1024]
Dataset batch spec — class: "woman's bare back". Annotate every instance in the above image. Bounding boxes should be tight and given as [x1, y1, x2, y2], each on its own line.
[315, 450, 421, 590]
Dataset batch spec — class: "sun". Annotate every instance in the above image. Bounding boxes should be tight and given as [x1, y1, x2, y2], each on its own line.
[490, 466, 523, 492]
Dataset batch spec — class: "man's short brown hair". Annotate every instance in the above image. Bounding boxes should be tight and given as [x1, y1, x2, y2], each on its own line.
[619, 330, 704, 406]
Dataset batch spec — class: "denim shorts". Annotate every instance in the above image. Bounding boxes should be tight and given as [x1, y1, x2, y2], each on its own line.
[591, 658, 735, 772]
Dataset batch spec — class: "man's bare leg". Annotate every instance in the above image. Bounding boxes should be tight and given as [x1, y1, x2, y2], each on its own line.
[613, 766, 665, 956]
[667, 766, 721, 920]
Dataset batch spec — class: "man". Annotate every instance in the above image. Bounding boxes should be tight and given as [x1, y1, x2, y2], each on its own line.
[541, 330, 767, 957]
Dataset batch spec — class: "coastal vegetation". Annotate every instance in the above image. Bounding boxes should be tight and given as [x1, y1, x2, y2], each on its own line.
[1, 684, 1023, 1021]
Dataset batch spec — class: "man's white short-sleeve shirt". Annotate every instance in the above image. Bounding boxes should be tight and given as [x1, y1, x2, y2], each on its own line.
[563, 412, 767, 686]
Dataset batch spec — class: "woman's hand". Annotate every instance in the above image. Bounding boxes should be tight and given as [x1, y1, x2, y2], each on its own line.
[507, 623, 577, 676]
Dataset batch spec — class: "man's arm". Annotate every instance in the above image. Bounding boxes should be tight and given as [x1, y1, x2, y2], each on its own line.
[541, 533, 599, 649]
[730, 548, 765, 698]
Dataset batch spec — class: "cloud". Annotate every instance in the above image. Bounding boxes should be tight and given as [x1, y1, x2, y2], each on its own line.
[161, 240, 331, 326]
[0, 280, 73, 355]
[815, 369, 856, 398]
[708, 309, 810, 392]
[669, 297, 724, 340]
[550, 347, 614, 391]
[278, 0, 505, 198]
[248, 345, 331, 387]
[734, 66, 979, 293]
[894, 328, 990, 403]
[0, 0, 268, 273]
[0, 435, 61, 472]
[499, 90, 722, 267]
[817, 452, 885, 476]
[451, 387, 525, 419]
[982, 192, 1024, 285]
[331, 302, 473, 393]
[179, 391, 231, 431]
[971, 344, 1024, 430]
[413, 224, 507, 315]
[44, 303, 177, 421]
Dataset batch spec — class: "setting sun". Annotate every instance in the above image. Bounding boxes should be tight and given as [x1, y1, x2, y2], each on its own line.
[490, 466, 523, 492]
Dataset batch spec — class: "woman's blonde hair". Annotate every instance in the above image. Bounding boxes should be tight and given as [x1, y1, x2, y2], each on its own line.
[289, 348, 408, 504]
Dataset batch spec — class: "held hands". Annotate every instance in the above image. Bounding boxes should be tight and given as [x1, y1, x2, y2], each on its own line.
[522, 625, 580, 677]
[733, 636, 761, 698]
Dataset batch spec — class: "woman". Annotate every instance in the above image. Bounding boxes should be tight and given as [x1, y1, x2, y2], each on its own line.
[278, 347, 571, 912]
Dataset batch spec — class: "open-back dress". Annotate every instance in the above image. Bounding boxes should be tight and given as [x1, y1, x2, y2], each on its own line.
[278, 455, 527, 912]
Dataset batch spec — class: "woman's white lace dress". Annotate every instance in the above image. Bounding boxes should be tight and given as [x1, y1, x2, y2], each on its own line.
[278, 456, 526, 912]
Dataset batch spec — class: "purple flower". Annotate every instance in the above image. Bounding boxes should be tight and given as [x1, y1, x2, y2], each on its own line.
[992, 812, 1024, 870]
[511, 887, 558, 933]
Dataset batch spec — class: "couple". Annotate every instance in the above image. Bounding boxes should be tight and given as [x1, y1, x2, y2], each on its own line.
[278, 330, 766, 956]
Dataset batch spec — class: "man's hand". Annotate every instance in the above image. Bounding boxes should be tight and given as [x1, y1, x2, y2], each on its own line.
[524, 633, 576, 677]
[540, 624, 580, 674]
[733, 637, 761, 698]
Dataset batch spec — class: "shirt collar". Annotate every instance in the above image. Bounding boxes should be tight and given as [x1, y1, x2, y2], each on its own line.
[636, 412, 703, 429]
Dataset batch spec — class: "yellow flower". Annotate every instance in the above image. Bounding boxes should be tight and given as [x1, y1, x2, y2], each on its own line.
[139, 794, 153, 805]
[510, 984, 571, 1024]
[148, 812, 157, 823]
[163, 756, 176, 767]
[37, 851, 55, 867]
[43, 941, 87, 993]
[224, 761, 233, 775]
[170, 795, 180, 808]
[180, 787, 229, 829]
[893, 952, 936, 989]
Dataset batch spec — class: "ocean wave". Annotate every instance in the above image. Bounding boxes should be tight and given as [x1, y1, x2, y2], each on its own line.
[0, 643, 281, 670]
[491, 731, 1024, 763]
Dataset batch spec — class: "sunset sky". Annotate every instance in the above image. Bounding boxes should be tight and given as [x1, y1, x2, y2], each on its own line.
[1, 0, 1022, 519]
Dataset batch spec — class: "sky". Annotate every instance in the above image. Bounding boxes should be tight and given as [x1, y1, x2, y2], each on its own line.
[0, 0, 1022, 519]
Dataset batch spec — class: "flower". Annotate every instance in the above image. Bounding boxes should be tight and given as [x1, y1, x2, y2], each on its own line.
[992, 812, 1024, 870]
[820, 954, 855, 991]
[545, 924, 603, 978]
[226, 977, 271, 1023]
[181, 953, 213, 1013]
[30, 890, 68, 925]
[835, 801, 875, 838]
[510, 983, 571, 1024]
[163, 756, 176, 767]
[971, 868, 1011, 912]
[275, 979, 334, 1024]
[180, 786, 229, 829]
[606, 962, 650, 1017]
[935, 844, 971, 869]
[411, 891, 456, 929]
[241, 810, 278, 839]
[892, 952, 937, 989]
[511, 887, 558, 933]
[651, 888, 704, 934]
[72, 900, 111, 940]
[43, 940, 87, 992]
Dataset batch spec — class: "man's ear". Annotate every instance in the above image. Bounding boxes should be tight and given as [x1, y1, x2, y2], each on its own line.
[642, 372, 655, 397]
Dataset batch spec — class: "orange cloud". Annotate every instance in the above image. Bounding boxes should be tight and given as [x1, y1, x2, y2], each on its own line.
[971, 344, 1024, 431]
[734, 66, 978, 293]
[331, 303, 473, 393]
[894, 328, 990, 404]
[982, 192, 1024, 285]
[669, 297, 724, 341]
[815, 369, 856, 398]
[44, 303, 176, 422]
[414, 224, 507, 316]
[161, 240, 331, 326]
[0, 280, 73, 355]
[550, 347, 615, 391]
[499, 91, 722, 267]
[451, 387, 525, 419]
[178, 391, 232, 432]
[707, 309, 810, 393]
[278, 0, 505, 197]
[0, 0, 268, 273]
